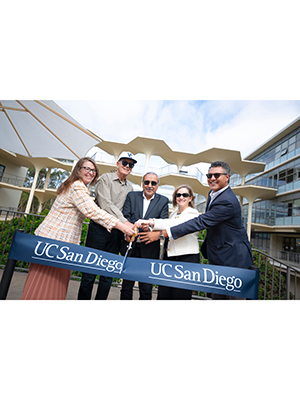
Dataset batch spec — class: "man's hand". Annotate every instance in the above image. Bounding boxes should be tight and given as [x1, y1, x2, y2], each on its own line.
[125, 235, 131, 243]
[138, 230, 160, 244]
[123, 225, 138, 243]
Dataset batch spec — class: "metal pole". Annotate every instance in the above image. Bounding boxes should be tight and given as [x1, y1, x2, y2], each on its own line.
[286, 267, 291, 300]
[248, 265, 260, 300]
[0, 259, 17, 300]
[0, 229, 23, 300]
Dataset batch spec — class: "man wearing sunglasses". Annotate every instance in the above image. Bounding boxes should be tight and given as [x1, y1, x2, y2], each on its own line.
[120, 172, 169, 300]
[161, 161, 253, 300]
[78, 151, 137, 300]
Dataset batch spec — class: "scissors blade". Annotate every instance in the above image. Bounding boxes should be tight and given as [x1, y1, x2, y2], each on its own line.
[120, 242, 132, 273]
[120, 226, 138, 274]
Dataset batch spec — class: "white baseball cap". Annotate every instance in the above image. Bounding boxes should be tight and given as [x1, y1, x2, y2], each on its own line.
[118, 151, 137, 164]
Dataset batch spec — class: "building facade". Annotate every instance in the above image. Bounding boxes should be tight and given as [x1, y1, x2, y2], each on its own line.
[243, 116, 300, 263]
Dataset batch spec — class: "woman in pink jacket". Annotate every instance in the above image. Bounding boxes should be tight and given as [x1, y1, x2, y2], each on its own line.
[21, 157, 134, 300]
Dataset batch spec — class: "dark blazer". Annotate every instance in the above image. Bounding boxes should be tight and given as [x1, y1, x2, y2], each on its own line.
[171, 187, 253, 269]
[122, 191, 169, 258]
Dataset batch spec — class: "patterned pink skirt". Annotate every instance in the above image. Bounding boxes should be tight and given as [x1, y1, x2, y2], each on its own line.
[21, 263, 71, 300]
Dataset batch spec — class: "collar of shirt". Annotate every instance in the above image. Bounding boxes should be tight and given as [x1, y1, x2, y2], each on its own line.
[209, 185, 229, 204]
[112, 171, 128, 185]
[142, 192, 155, 217]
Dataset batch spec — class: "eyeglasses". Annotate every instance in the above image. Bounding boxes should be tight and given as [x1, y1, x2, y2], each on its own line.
[143, 180, 158, 186]
[121, 160, 135, 169]
[206, 173, 227, 179]
[81, 166, 97, 174]
[175, 192, 190, 198]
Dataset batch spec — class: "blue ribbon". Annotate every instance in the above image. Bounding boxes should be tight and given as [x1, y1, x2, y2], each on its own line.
[8, 231, 259, 299]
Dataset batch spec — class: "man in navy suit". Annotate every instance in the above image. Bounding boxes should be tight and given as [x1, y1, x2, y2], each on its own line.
[120, 172, 169, 300]
[161, 161, 253, 300]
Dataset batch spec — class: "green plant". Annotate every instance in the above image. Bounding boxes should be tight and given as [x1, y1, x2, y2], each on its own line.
[252, 248, 294, 300]
[0, 213, 90, 272]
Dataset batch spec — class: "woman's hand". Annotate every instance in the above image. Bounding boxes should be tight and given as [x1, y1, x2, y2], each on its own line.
[138, 230, 160, 244]
[135, 219, 153, 232]
[135, 219, 152, 228]
[115, 221, 135, 237]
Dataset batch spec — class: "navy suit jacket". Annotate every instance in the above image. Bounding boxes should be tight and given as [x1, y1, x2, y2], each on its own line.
[171, 186, 253, 269]
[122, 191, 169, 258]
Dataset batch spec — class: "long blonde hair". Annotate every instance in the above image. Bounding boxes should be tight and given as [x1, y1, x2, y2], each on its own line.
[57, 157, 99, 195]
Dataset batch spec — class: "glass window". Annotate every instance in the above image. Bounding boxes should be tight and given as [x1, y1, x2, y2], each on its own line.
[278, 171, 286, 186]
[286, 168, 294, 183]
[293, 199, 300, 217]
[283, 237, 295, 252]
[274, 150, 281, 160]
[257, 178, 263, 186]
[276, 202, 285, 219]
[296, 238, 300, 254]
[288, 202, 293, 217]
[295, 168, 300, 181]
[268, 175, 273, 188]
[289, 143, 296, 152]
[0, 164, 5, 181]
[269, 148, 275, 159]
[274, 173, 278, 188]
[289, 136, 296, 144]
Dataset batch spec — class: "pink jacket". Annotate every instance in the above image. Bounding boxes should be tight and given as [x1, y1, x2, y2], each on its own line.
[35, 180, 119, 245]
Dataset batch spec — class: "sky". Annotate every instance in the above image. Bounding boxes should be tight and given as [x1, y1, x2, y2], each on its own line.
[56, 100, 300, 168]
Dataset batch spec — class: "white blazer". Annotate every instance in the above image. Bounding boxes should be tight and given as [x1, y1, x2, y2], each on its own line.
[153, 207, 200, 257]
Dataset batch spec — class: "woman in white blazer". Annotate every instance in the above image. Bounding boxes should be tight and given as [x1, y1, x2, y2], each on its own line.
[137, 184, 200, 300]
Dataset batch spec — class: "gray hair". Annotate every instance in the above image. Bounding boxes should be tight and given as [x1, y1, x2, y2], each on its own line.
[142, 171, 160, 184]
[209, 161, 231, 176]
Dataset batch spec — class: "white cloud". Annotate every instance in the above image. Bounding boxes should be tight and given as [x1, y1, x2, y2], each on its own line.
[56, 100, 300, 161]
[203, 101, 300, 157]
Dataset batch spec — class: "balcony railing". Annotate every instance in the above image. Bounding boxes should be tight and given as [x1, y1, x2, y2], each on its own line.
[0, 173, 26, 187]
[251, 248, 300, 299]
[0, 161, 205, 192]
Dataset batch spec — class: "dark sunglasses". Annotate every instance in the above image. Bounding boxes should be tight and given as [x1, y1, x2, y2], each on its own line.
[121, 160, 135, 169]
[206, 173, 227, 179]
[175, 193, 190, 198]
[143, 180, 158, 186]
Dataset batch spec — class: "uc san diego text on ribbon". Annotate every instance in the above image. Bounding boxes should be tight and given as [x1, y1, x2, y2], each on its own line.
[8, 231, 259, 299]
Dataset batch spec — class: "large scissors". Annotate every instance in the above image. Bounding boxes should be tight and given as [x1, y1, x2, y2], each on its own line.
[120, 226, 138, 273]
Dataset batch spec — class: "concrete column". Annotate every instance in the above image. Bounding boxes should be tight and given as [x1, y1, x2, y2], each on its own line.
[247, 199, 254, 241]
[143, 153, 151, 175]
[44, 167, 51, 189]
[25, 167, 41, 214]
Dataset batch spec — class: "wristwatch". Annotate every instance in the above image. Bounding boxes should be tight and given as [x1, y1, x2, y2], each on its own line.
[159, 230, 165, 241]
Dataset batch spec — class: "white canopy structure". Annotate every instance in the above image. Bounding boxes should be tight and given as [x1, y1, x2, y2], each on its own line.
[0, 100, 102, 213]
[0, 100, 101, 159]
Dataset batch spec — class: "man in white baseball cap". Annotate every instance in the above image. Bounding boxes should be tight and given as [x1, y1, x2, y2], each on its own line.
[78, 151, 137, 300]
[118, 151, 137, 165]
